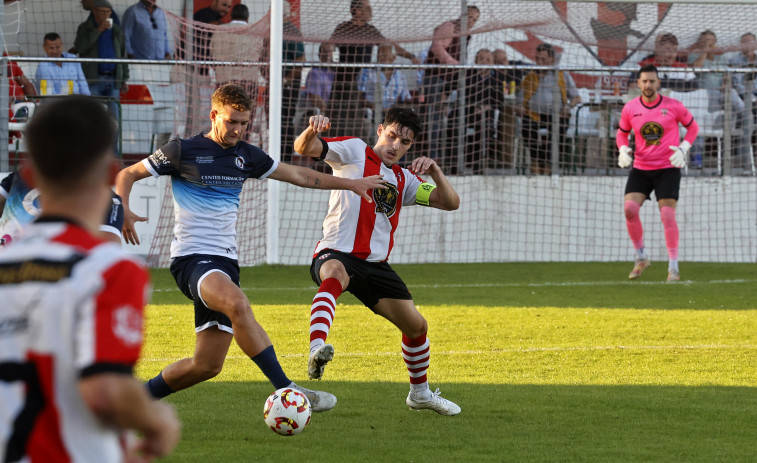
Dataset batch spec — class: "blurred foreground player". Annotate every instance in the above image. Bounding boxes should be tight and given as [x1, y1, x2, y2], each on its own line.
[616, 64, 699, 281]
[116, 84, 385, 412]
[294, 106, 462, 415]
[0, 95, 179, 462]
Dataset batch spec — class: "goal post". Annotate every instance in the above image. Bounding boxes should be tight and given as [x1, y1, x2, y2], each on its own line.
[268, 0, 284, 264]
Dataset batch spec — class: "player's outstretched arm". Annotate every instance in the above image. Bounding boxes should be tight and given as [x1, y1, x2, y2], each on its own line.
[79, 374, 181, 460]
[268, 163, 385, 203]
[294, 114, 331, 158]
[115, 162, 151, 245]
[409, 156, 460, 211]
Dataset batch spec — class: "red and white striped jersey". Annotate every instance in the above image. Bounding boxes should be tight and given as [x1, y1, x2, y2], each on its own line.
[315, 137, 424, 262]
[0, 219, 150, 462]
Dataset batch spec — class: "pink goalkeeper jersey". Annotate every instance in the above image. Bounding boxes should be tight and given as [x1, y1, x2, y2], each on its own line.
[314, 137, 424, 262]
[617, 94, 697, 170]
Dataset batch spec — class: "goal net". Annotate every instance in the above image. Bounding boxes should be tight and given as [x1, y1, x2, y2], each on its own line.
[3, 0, 756, 265]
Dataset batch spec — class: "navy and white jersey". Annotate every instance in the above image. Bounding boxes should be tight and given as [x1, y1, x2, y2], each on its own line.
[0, 172, 123, 245]
[100, 193, 124, 240]
[143, 134, 278, 259]
[0, 171, 40, 244]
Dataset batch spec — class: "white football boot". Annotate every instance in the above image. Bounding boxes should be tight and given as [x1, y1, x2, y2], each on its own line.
[308, 344, 334, 380]
[406, 388, 461, 416]
[288, 382, 337, 412]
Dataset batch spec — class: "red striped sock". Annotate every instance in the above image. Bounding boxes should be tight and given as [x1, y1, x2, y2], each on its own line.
[402, 334, 430, 385]
[309, 278, 342, 354]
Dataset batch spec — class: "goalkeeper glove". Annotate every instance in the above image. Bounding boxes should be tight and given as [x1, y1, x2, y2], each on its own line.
[618, 145, 633, 168]
[669, 140, 691, 168]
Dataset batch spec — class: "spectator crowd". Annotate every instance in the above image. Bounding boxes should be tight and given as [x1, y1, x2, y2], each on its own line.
[5, 0, 757, 174]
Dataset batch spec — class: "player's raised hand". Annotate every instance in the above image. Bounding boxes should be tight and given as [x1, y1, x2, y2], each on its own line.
[308, 115, 331, 134]
[122, 209, 148, 246]
[351, 174, 386, 203]
[409, 156, 440, 176]
[618, 145, 633, 168]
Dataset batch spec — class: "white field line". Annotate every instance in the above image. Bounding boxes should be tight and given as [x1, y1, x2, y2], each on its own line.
[153, 278, 757, 293]
[139, 344, 757, 363]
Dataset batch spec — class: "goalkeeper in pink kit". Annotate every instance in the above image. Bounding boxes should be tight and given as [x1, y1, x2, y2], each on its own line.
[616, 64, 699, 281]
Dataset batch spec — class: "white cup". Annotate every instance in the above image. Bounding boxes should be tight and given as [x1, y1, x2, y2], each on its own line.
[105, 18, 113, 27]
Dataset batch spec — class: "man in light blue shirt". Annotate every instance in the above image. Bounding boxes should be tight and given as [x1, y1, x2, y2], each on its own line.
[358, 44, 411, 110]
[35, 32, 90, 96]
[122, 0, 171, 60]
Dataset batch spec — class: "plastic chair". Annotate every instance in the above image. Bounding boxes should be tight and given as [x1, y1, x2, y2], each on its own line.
[567, 95, 602, 172]
[668, 89, 729, 175]
[9, 101, 36, 132]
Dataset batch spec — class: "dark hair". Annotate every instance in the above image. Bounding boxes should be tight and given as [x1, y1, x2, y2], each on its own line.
[319, 42, 333, 55]
[467, 5, 480, 14]
[657, 33, 678, 47]
[350, 0, 368, 15]
[639, 63, 658, 76]
[211, 83, 252, 112]
[742, 32, 756, 41]
[25, 95, 115, 186]
[43, 32, 61, 42]
[698, 29, 716, 41]
[384, 106, 421, 140]
[536, 43, 555, 58]
[230, 4, 249, 21]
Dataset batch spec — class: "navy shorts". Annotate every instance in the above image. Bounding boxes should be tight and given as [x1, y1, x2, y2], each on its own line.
[625, 167, 681, 201]
[170, 254, 239, 333]
[310, 249, 412, 311]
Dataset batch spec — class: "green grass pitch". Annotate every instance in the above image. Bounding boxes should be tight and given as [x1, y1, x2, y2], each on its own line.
[137, 262, 757, 462]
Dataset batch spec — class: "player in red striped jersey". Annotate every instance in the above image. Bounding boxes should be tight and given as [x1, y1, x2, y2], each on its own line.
[0, 96, 179, 462]
[294, 106, 462, 415]
[616, 64, 699, 282]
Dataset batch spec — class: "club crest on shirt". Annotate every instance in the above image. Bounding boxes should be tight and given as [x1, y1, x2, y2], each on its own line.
[235, 156, 245, 170]
[112, 305, 144, 347]
[373, 182, 399, 217]
[640, 121, 664, 145]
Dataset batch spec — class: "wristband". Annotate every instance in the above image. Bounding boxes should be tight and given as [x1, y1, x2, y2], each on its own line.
[415, 183, 436, 206]
[316, 138, 329, 161]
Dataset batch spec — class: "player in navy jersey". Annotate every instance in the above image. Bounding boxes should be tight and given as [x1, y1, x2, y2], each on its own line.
[116, 83, 385, 412]
[0, 96, 179, 462]
[294, 106, 463, 415]
[0, 169, 125, 245]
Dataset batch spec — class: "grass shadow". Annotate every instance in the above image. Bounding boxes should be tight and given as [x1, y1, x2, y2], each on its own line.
[157, 381, 757, 463]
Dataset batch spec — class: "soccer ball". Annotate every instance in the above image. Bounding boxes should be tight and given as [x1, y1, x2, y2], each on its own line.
[263, 387, 311, 436]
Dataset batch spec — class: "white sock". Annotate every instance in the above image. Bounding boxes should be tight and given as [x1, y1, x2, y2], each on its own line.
[309, 339, 324, 357]
[636, 248, 647, 261]
[410, 381, 430, 397]
[668, 260, 679, 272]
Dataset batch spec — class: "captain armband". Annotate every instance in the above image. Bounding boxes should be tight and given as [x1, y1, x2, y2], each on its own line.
[415, 183, 436, 206]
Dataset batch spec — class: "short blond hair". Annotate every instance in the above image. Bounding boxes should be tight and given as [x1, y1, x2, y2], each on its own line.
[211, 84, 252, 112]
